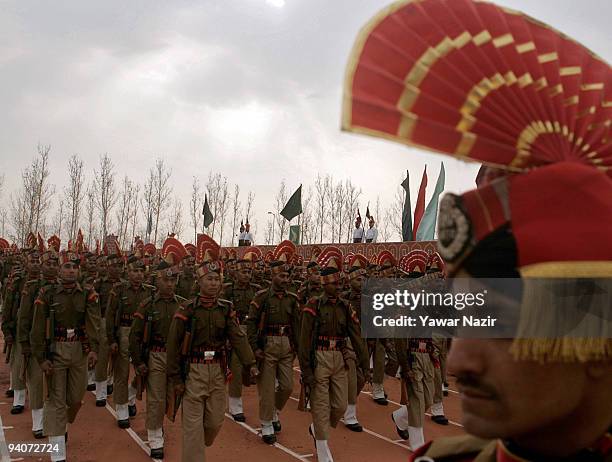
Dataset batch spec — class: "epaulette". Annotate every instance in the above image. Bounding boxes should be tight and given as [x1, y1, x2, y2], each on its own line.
[286, 291, 299, 299]
[254, 288, 268, 298]
[143, 283, 156, 291]
[302, 305, 318, 317]
[410, 435, 495, 462]
[250, 282, 262, 291]
[306, 295, 320, 306]
[223, 282, 232, 289]
[173, 305, 191, 322]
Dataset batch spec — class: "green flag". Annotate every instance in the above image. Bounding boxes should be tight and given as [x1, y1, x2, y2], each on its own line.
[288, 225, 300, 245]
[202, 194, 214, 228]
[416, 162, 445, 241]
[280, 184, 302, 221]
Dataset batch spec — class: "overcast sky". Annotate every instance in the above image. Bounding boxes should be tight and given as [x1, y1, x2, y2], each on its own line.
[1, 0, 610, 242]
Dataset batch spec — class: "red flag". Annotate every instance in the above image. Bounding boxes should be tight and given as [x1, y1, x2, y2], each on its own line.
[412, 166, 428, 236]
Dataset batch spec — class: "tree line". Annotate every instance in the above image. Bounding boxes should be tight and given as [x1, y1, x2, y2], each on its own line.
[0, 145, 408, 249]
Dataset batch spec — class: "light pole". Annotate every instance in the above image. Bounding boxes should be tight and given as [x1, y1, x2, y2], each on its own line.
[267, 211, 275, 245]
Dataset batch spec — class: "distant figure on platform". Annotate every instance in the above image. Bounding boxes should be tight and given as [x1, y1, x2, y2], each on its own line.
[238, 219, 254, 246]
[365, 217, 378, 243]
[352, 211, 365, 243]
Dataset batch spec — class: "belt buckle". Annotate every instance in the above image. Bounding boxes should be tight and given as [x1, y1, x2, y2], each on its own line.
[204, 351, 215, 360]
[329, 339, 337, 349]
[419, 342, 427, 351]
[67, 329, 75, 339]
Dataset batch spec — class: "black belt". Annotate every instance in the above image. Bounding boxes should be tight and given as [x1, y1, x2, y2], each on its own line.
[190, 348, 224, 364]
[265, 324, 291, 336]
[316, 336, 346, 351]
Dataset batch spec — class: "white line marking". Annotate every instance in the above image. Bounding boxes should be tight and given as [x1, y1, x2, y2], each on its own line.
[89, 391, 162, 462]
[0, 411, 12, 462]
[224, 413, 311, 461]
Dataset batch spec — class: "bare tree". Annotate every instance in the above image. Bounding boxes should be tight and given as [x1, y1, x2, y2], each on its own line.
[141, 170, 154, 242]
[94, 154, 117, 239]
[385, 184, 405, 241]
[150, 158, 173, 246]
[166, 196, 185, 238]
[64, 155, 84, 242]
[245, 191, 255, 223]
[115, 176, 136, 248]
[274, 180, 288, 243]
[85, 182, 97, 247]
[52, 201, 66, 241]
[189, 177, 201, 244]
[313, 174, 329, 243]
[343, 180, 361, 243]
[217, 180, 229, 245]
[32, 144, 55, 235]
[300, 186, 315, 245]
[205, 172, 228, 240]
[264, 215, 274, 245]
[129, 184, 140, 245]
[230, 185, 241, 246]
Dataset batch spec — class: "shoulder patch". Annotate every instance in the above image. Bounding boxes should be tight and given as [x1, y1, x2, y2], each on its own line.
[174, 294, 187, 303]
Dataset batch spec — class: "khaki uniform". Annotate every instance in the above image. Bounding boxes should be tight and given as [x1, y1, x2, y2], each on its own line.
[18, 277, 56, 432]
[2, 272, 30, 406]
[30, 282, 100, 460]
[93, 276, 120, 387]
[224, 281, 259, 414]
[341, 289, 367, 407]
[176, 272, 197, 300]
[166, 297, 256, 462]
[106, 281, 154, 420]
[129, 293, 183, 450]
[393, 338, 435, 449]
[247, 288, 301, 434]
[299, 294, 369, 441]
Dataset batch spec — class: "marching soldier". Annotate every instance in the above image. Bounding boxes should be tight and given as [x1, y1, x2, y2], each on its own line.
[341, 253, 369, 432]
[252, 257, 269, 290]
[299, 246, 370, 462]
[225, 247, 261, 422]
[166, 234, 258, 462]
[80, 251, 98, 391]
[30, 251, 101, 462]
[129, 237, 187, 459]
[93, 242, 123, 406]
[176, 245, 197, 299]
[17, 240, 59, 438]
[106, 254, 154, 428]
[2, 237, 40, 415]
[247, 240, 301, 444]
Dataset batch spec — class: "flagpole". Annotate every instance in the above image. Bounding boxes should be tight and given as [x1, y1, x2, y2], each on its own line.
[297, 213, 301, 245]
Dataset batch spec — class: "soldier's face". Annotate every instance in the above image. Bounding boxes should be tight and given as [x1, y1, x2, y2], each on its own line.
[128, 267, 145, 284]
[447, 338, 612, 444]
[272, 271, 289, 290]
[198, 272, 221, 296]
[349, 274, 363, 291]
[41, 259, 59, 278]
[27, 255, 41, 274]
[236, 267, 252, 284]
[323, 281, 339, 296]
[156, 274, 177, 295]
[59, 262, 79, 282]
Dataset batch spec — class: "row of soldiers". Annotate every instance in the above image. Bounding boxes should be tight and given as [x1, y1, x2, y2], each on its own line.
[0, 232, 451, 462]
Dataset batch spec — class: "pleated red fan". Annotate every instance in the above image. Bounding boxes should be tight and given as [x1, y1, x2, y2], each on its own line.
[342, 0, 611, 175]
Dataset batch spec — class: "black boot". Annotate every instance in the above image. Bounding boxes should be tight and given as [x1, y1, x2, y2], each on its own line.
[87, 383, 95, 391]
[128, 404, 137, 417]
[107, 384, 113, 395]
[262, 434, 276, 445]
[5, 389, 14, 398]
[96, 399, 107, 407]
[11, 405, 24, 414]
[150, 447, 164, 459]
[431, 415, 449, 425]
[272, 420, 281, 433]
[345, 422, 363, 432]
[118, 419, 130, 429]
[32, 430, 44, 439]
[391, 414, 409, 440]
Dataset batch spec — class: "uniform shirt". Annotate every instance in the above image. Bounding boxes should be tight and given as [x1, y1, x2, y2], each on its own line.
[223, 281, 260, 322]
[299, 293, 370, 375]
[94, 276, 122, 318]
[129, 293, 185, 366]
[239, 232, 254, 244]
[17, 277, 57, 352]
[30, 282, 102, 363]
[176, 272, 197, 300]
[105, 281, 155, 345]
[1, 272, 32, 340]
[247, 288, 301, 353]
[352, 227, 365, 242]
[365, 226, 378, 242]
[165, 297, 255, 384]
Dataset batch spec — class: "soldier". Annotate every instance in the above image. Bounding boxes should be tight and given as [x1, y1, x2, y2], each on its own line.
[352, 211, 365, 243]
[93, 240, 123, 406]
[225, 247, 261, 422]
[129, 237, 187, 459]
[17, 239, 59, 438]
[30, 251, 101, 462]
[2, 237, 40, 415]
[176, 247, 197, 300]
[252, 256, 269, 290]
[299, 246, 370, 462]
[106, 254, 154, 428]
[79, 251, 98, 391]
[365, 217, 378, 243]
[166, 234, 258, 462]
[247, 240, 301, 444]
[341, 253, 369, 432]
[392, 250, 436, 449]
[297, 260, 323, 305]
